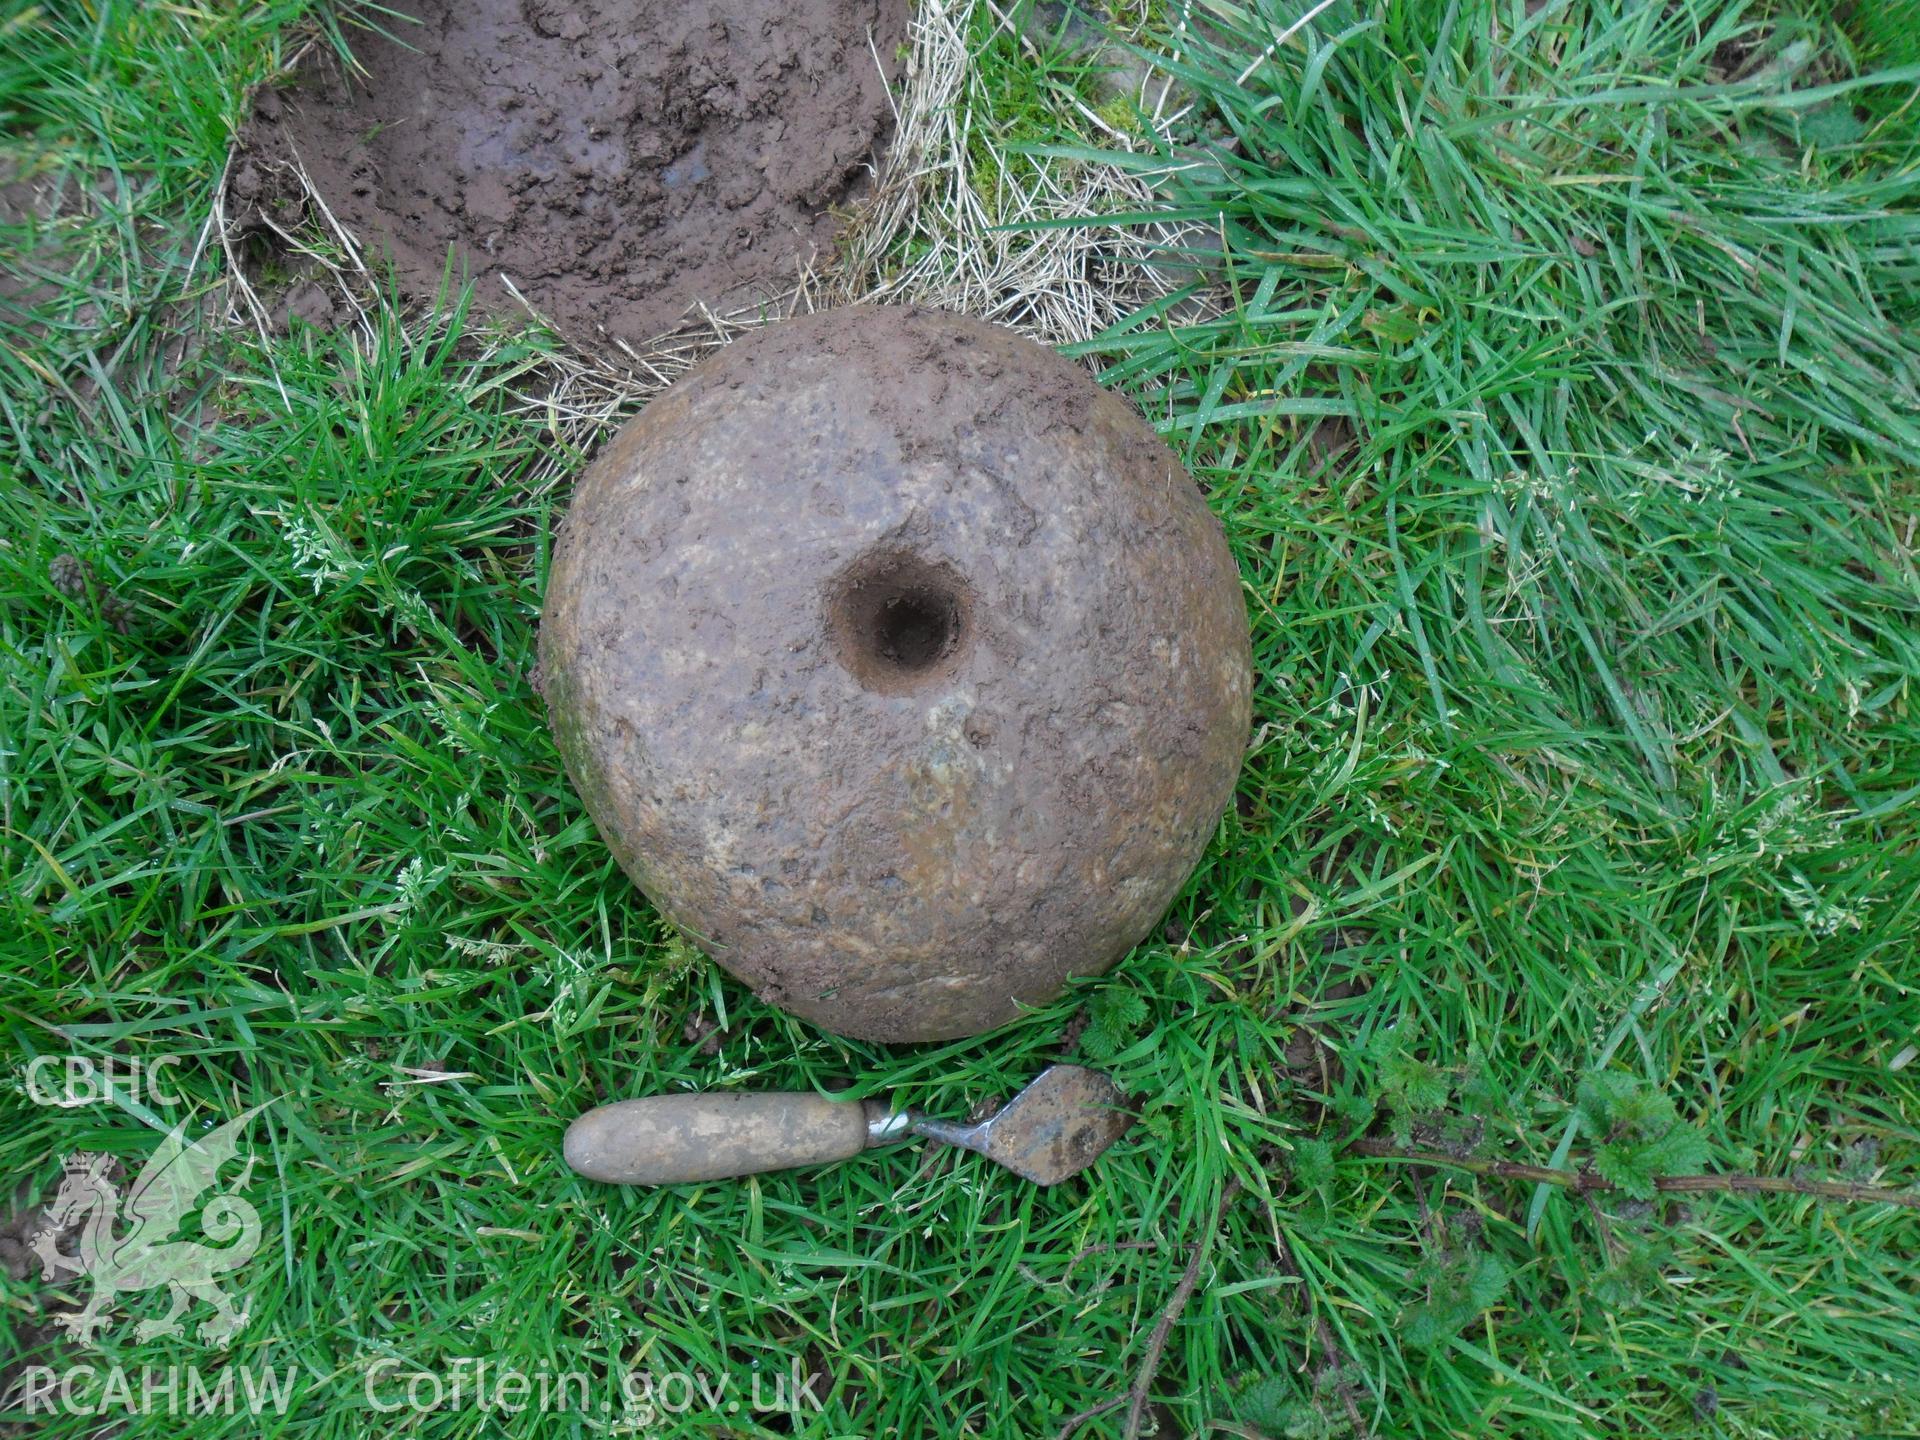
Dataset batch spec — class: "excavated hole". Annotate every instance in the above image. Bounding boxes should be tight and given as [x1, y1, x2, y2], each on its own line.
[238, 0, 904, 352]
[829, 551, 974, 695]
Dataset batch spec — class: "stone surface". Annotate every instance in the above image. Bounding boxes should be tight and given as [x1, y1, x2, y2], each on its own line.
[537, 305, 1250, 1041]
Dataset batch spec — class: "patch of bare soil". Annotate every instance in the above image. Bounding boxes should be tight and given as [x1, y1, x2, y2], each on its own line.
[0, 161, 95, 334]
[238, 0, 905, 351]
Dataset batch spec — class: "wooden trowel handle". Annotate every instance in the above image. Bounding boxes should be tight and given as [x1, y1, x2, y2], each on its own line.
[564, 1092, 875, 1185]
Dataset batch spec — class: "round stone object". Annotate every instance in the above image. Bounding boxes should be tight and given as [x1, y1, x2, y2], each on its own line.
[537, 306, 1251, 1042]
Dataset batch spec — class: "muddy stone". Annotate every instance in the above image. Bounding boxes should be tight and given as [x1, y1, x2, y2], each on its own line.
[538, 306, 1251, 1042]
[247, 0, 903, 350]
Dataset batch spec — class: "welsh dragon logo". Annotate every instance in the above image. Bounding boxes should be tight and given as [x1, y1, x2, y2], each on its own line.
[29, 1105, 270, 1348]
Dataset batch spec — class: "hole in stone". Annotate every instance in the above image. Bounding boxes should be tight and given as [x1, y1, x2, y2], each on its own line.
[828, 550, 973, 694]
[872, 591, 955, 669]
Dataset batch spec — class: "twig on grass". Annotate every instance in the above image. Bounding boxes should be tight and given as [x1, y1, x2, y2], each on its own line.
[1055, 1395, 1128, 1440]
[1348, 1139, 1920, 1210]
[1123, 1177, 1241, 1440]
[1054, 1178, 1242, 1440]
[1264, 1195, 1367, 1437]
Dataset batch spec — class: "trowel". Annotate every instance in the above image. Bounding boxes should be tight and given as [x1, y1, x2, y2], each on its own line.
[564, 1064, 1133, 1187]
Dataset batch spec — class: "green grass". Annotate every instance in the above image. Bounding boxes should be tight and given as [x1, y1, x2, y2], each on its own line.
[957, 3, 1128, 208]
[4, 1, 1920, 1437]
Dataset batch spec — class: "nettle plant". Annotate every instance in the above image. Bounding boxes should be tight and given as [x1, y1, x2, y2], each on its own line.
[1572, 1071, 1714, 1201]
[1345, 1039, 1717, 1348]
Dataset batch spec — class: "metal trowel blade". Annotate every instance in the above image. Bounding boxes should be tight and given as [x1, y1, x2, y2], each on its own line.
[964, 1064, 1135, 1185]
